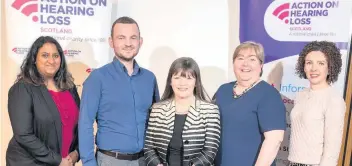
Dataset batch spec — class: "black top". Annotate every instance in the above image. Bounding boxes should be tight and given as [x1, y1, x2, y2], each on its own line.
[167, 114, 187, 166]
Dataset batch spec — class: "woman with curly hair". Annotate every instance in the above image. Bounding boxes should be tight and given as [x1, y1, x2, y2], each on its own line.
[288, 41, 346, 166]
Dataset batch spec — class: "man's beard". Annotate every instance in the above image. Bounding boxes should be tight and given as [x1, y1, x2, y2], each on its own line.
[115, 52, 137, 62]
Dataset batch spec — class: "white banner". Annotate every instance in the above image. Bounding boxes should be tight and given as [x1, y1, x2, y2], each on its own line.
[5, 0, 114, 94]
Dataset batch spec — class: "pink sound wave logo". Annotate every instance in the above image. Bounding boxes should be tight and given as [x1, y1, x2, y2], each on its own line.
[272, 3, 290, 24]
[12, 48, 17, 52]
[86, 68, 96, 73]
[12, 0, 39, 22]
[12, 47, 30, 54]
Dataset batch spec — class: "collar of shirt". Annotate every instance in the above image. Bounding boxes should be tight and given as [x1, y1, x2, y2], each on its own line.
[168, 99, 197, 110]
[165, 98, 200, 116]
[112, 57, 141, 76]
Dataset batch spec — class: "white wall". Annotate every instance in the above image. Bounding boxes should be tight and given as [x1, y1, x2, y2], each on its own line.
[115, 0, 235, 97]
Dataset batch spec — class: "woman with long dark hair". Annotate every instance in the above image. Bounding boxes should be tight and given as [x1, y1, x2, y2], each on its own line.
[6, 36, 80, 166]
[144, 57, 221, 166]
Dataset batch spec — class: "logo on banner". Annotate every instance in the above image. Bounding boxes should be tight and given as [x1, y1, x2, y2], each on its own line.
[271, 1, 338, 25]
[12, 47, 30, 55]
[11, 0, 107, 25]
[64, 49, 81, 57]
[11, 0, 39, 22]
[86, 68, 96, 73]
[272, 3, 290, 24]
[263, 0, 351, 42]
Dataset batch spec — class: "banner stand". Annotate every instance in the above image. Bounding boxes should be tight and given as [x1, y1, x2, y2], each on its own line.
[340, 21, 352, 165]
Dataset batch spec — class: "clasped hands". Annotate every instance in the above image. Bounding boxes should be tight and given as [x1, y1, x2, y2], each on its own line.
[59, 150, 79, 166]
[157, 164, 195, 166]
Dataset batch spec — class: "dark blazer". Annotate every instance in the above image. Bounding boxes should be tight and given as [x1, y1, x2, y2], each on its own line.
[144, 99, 221, 166]
[6, 80, 80, 166]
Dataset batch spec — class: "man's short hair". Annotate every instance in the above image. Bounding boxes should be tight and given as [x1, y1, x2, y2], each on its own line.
[111, 16, 140, 37]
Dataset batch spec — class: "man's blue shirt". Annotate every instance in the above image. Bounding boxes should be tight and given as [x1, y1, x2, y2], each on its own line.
[78, 59, 160, 166]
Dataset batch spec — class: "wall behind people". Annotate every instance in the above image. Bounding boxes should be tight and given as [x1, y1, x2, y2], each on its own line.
[0, 0, 3, 163]
[1, 0, 6, 163]
[117, 0, 230, 96]
[1, 0, 236, 165]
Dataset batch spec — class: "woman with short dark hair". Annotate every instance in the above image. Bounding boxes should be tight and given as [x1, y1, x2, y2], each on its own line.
[6, 36, 80, 166]
[144, 57, 221, 166]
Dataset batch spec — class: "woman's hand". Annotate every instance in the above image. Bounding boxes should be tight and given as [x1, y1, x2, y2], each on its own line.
[59, 157, 73, 166]
[68, 150, 79, 163]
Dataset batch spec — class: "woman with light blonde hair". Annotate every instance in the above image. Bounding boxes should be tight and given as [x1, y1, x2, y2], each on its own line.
[214, 41, 286, 166]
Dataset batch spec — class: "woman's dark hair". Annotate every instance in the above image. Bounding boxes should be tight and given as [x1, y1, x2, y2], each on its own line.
[161, 57, 210, 102]
[16, 36, 75, 90]
[295, 41, 342, 84]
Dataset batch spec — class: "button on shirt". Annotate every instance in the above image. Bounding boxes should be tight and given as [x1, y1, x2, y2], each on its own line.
[78, 59, 160, 166]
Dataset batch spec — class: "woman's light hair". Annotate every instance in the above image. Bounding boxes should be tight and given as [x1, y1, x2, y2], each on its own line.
[232, 41, 264, 64]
